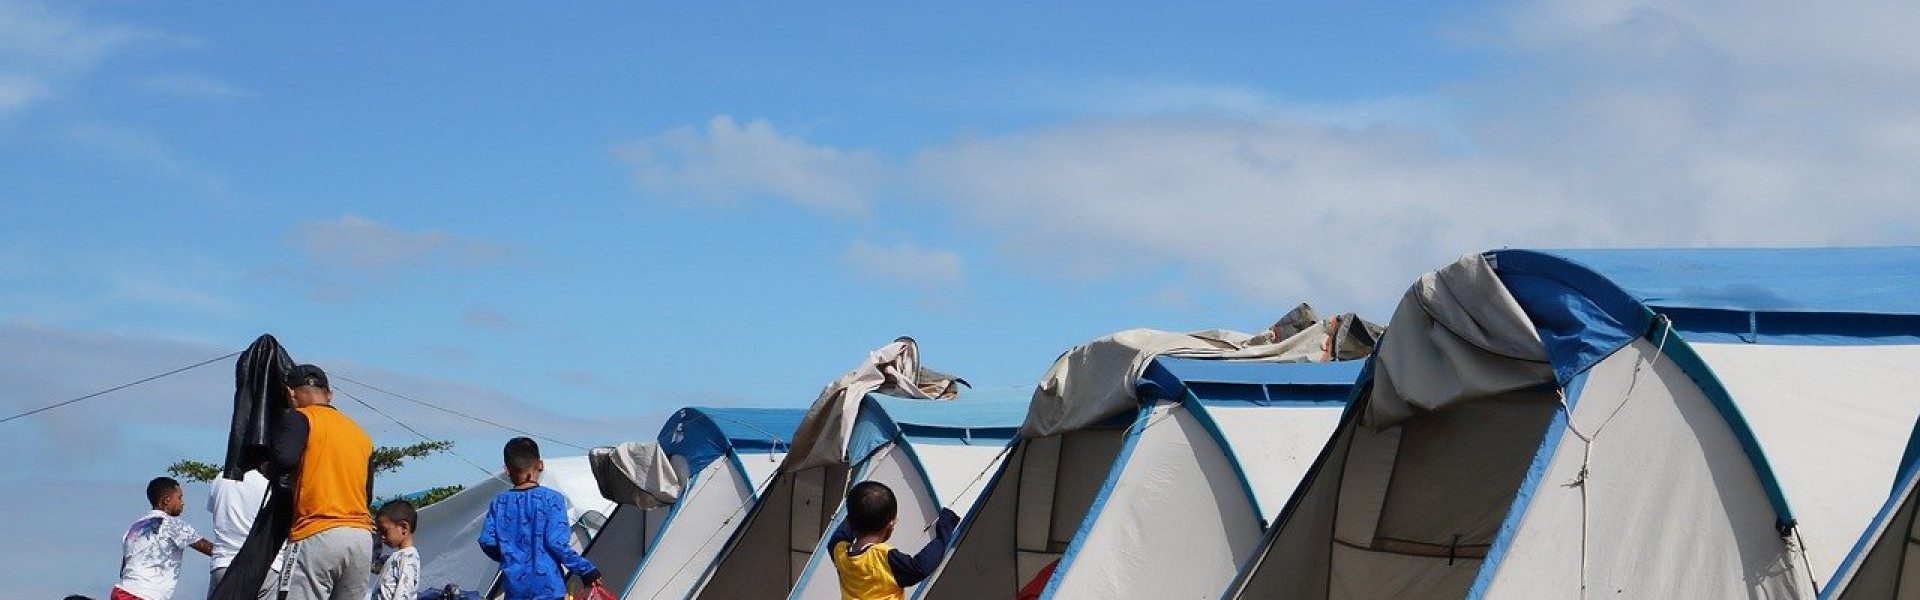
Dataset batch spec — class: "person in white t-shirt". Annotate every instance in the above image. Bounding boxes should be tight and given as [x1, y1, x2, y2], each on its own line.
[370, 499, 421, 600]
[115, 477, 213, 600]
[206, 453, 286, 600]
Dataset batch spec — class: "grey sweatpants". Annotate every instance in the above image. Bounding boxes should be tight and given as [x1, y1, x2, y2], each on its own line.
[281, 526, 373, 600]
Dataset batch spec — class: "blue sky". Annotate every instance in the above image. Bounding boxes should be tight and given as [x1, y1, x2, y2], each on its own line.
[7, 0, 1920, 596]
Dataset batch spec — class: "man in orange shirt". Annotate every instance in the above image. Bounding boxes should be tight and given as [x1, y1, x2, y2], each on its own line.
[269, 364, 375, 600]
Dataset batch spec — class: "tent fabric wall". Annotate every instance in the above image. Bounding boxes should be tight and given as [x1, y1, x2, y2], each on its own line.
[619, 458, 767, 600]
[597, 406, 802, 600]
[1693, 342, 1920, 581]
[414, 456, 614, 594]
[1231, 247, 1920, 600]
[1044, 402, 1266, 598]
[582, 504, 665, 595]
[919, 427, 1126, 600]
[1825, 418, 1920, 599]
[917, 357, 1362, 600]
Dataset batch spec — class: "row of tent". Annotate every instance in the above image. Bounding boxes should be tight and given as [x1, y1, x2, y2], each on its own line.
[408, 247, 1920, 599]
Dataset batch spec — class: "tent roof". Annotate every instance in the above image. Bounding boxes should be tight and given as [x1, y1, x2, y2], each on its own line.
[867, 392, 1032, 430]
[659, 407, 805, 476]
[1489, 247, 1920, 383]
[847, 394, 1024, 464]
[1522, 247, 1920, 316]
[1142, 356, 1362, 407]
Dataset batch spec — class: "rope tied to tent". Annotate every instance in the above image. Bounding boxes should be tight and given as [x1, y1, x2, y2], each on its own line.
[641, 465, 782, 600]
[923, 441, 1015, 533]
[1556, 314, 1671, 599]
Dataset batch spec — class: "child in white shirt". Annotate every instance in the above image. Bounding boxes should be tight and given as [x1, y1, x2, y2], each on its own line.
[115, 477, 213, 600]
[371, 499, 421, 600]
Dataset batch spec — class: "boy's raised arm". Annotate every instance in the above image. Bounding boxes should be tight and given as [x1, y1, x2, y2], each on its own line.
[886, 509, 961, 587]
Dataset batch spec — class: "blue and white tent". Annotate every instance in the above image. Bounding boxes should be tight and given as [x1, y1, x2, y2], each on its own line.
[692, 394, 1025, 600]
[1228, 247, 1920, 599]
[1822, 418, 1920, 599]
[583, 407, 803, 600]
[920, 353, 1366, 600]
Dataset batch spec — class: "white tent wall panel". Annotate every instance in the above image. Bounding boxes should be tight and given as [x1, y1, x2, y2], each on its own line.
[583, 504, 660, 595]
[1483, 341, 1810, 598]
[1047, 402, 1265, 599]
[1693, 343, 1920, 581]
[919, 427, 1125, 600]
[416, 473, 510, 593]
[622, 458, 754, 600]
[1835, 473, 1920, 599]
[919, 443, 1025, 600]
[913, 442, 1013, 516]
[1203, 404, 1345, 518]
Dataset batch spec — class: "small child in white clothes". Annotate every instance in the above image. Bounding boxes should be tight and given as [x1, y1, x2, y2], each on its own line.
[371, 499, 420, 600]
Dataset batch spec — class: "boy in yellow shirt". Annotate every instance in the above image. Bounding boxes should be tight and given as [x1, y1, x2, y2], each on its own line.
[828, 481, 960, 600]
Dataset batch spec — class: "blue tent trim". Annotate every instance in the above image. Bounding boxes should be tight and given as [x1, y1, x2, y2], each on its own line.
[659, 407, 805, 479]
[1493, 248, 1920, 351]
[1465, 372, 1588, 599]
[1038, 403, 1155, 600]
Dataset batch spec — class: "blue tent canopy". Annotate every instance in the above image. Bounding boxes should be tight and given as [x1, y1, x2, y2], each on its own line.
[1142, 357, 1362, 407]
[848, 393, 1026, 464]
[1492, 247, 1920, 384]
[659, 407, 806, 478]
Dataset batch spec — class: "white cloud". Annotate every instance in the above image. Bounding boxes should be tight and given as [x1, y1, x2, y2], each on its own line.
[289, 215, 514, 272]
[842, 239, 966, 290]
[0, 0, 182, 119]
[615, 1, 1920, 315]
[900, 0, 1920, 312]
[615, 115, 885, 213]
[915, 117, 1598, 308]
[135, 72, 257, 100]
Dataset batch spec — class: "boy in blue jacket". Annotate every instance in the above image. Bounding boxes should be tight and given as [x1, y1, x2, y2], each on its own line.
[477, 437, 599, 600]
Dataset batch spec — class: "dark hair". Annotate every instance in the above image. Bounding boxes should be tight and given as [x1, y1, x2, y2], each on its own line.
[65, 595, 97, 600]
[378, 499, 419, 532]
[504, 437, 541, 473]
[146, 476, 180, 506]
[846, 480, 897, 535]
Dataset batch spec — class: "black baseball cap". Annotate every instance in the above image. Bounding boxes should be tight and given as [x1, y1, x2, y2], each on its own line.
[287, 364, 329, 389]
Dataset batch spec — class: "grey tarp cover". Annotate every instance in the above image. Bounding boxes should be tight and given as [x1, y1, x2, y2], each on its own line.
[589, 442, 684, 509]
[1020, 303, 1380, 438]
[781, 336, 966, 471]
[1365, 253, 1553, 428]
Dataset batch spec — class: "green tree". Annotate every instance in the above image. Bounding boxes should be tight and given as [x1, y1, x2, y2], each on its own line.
[169, 440, 467, 508]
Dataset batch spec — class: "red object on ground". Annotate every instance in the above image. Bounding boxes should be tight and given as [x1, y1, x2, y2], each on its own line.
[580, 582, 617, 600]
[1015, 559, 1060, 600]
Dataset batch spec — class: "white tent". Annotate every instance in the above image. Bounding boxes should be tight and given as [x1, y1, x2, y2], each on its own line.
[1228, 248, 1920, 599]
[1818, 419, 1920, 599]
[691, 395, 1025, 600]
[413, 455, 615, 596]
[918, 355, 1364, 600]
[595, 407, 802, 600]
